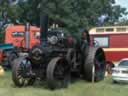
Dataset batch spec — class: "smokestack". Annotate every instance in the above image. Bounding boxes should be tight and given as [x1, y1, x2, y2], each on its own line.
[25, 22, 30, 49]
[40, 14, 48, 42]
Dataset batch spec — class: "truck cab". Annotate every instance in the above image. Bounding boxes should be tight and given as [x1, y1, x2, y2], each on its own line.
[5, 25, 40, 49]
[0, 25, 40, 67]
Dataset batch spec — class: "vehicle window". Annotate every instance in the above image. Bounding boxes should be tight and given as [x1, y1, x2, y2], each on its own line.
[119, 60, 128, 66]
[34, 32, 40, 39]
[12, 32, 24, 37]
[96, 28, 104, 32]
[105, 28, 114, 32]
[116, 28, 126, 32]
[93, 36, 109, 47]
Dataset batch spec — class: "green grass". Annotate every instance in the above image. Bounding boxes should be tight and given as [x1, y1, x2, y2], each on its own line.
[0, 71, 128, 96]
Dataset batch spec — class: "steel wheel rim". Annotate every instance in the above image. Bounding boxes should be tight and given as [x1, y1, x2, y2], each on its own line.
[16, 58, 32, 86]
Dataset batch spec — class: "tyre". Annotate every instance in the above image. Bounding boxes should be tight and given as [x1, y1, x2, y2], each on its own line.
[83, 47, 106, 82]
[47, 57, 70, 89]
[12, 57, 35, 87]
[8, 52, 19, 68]
[113, 80, 118, 84]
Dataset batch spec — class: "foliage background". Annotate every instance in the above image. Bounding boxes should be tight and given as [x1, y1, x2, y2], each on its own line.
[0, 0, 128, 34]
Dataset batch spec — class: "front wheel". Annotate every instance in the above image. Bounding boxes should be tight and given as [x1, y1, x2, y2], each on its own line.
[12, 57, 35, 87]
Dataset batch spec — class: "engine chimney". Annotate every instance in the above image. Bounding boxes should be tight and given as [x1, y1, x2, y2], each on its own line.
[25, 22, 30, 49]
[40, 14, 48, 42]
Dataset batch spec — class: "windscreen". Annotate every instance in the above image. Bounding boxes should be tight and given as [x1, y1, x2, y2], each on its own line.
[119, 60, 128, 67]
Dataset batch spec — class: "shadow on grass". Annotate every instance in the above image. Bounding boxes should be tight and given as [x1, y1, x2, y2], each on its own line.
[7, 71, 105, 90]
[10, 76, 88, 90]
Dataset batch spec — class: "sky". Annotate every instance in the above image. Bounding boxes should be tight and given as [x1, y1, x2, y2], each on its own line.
[116, 0, 128, 10]
[115, 0, 128, 19]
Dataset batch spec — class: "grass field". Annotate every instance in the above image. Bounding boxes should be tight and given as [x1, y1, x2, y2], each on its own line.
[0, 71, 128, 96]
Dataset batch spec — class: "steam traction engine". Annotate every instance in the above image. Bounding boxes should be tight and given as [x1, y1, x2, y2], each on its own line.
[12, 15, 106, 89]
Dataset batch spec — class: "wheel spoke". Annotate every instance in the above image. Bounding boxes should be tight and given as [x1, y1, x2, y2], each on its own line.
[12, 57, 35, 87]
[24, 78, 29, 86]
[17, 74, 22, 79]
[18, 77, 24, 84]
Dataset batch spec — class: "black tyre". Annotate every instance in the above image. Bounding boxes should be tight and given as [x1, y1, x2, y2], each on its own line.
[8, 52, 18, 67]
[12, 57, 35, 87]
[113, 80, 118, 84]
[2, 50, 12, 68]
[83, 47, 106, 82]
[47, 57, 70, 89]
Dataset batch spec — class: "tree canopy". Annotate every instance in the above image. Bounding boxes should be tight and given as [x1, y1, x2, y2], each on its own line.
[0, 0, 127, 33]
[40, 0, 128, 32]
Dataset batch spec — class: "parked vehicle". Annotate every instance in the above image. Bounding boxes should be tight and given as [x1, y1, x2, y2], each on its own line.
[5, 25, 40, 49]
[89, 26, 128, 74]
[0, 24, 40, 67]
[0, 43, 14, 67]
[112, 58, 128, 83]
[12, 14, 106, 89]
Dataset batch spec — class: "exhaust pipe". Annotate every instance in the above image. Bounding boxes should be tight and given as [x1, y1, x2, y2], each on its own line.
[40, 14, 48, 43]
[25, 22, 30, 49]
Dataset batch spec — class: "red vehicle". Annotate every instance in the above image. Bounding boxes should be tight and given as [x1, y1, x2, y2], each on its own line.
[5, 25, 40, 49]
[0, 25, 40, 66]
[89, 26, 128, 63]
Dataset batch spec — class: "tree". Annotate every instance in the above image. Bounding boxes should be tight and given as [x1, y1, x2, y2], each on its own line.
[0, 0, 23, 24]
[17, 0, 41, 25]
[40, 0, 127, 32]
[115, 18, 128, 26]
[0, 0, 127, 33]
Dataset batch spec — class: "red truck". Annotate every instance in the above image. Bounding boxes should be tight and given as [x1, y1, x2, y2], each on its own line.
[0, 25, 40, 67]
[5, 25, 40, 48]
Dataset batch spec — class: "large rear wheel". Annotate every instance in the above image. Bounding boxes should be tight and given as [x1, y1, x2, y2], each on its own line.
[47, 57, 70, 89]
[83, 47, 106, 82]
